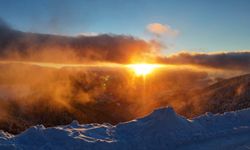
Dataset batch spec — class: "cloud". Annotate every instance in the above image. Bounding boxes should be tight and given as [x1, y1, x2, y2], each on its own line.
[146, 23, 179, 37]
[0, 18, 10, 30]
[0, 20, 161, 63]
[78, 32, 99, 37]
[1, 18, 250, 72]
[158, 51, 250, 71]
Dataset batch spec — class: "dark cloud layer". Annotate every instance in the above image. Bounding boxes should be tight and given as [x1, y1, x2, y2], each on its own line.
[1, 18, 250, 72]
[0, 19, 157, 63]
[158, 51, 250, 71]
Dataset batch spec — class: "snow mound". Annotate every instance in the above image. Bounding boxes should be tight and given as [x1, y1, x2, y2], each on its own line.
[1, 107, 250, 150]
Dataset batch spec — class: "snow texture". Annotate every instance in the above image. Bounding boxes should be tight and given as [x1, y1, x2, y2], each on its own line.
[1, 106, 250, 150]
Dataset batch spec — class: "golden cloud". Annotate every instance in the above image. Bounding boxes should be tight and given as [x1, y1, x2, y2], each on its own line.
[146, 23, 179, 37]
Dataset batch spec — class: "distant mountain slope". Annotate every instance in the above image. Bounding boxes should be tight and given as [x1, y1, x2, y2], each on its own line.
[1, 107, 250, 150]
[189, 74, 250, 116]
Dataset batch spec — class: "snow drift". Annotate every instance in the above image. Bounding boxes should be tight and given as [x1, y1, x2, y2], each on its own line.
[1, 106, 250, 150]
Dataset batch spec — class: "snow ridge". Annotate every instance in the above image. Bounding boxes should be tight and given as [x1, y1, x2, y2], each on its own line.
[1, 106, 250, 150]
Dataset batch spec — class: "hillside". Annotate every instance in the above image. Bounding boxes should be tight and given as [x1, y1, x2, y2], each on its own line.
[188, 74, 250, 116]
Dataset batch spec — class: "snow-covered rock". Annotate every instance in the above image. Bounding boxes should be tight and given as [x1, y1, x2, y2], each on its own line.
[1, 106, 250, 150]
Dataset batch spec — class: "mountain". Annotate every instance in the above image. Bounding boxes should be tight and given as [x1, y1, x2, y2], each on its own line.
[188, 74, 250, 116]
[1, 106, 250, 150]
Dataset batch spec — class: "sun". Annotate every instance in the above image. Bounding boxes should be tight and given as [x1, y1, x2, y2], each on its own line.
[127, 64, 162, 76]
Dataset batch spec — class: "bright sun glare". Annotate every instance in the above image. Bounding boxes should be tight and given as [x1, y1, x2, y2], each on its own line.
[127, 64, 162, 76]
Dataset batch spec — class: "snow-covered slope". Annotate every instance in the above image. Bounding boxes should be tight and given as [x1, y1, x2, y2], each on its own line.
[1, 107, 250, 150]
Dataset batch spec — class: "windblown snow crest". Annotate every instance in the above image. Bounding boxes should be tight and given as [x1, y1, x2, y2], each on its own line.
[1, 106, 250, 150]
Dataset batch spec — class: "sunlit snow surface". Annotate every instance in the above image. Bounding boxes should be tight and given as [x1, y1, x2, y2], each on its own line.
[1, 107, 250, 150]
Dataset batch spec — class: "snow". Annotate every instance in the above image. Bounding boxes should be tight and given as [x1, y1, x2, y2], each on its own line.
[1, 106, 250, 150]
